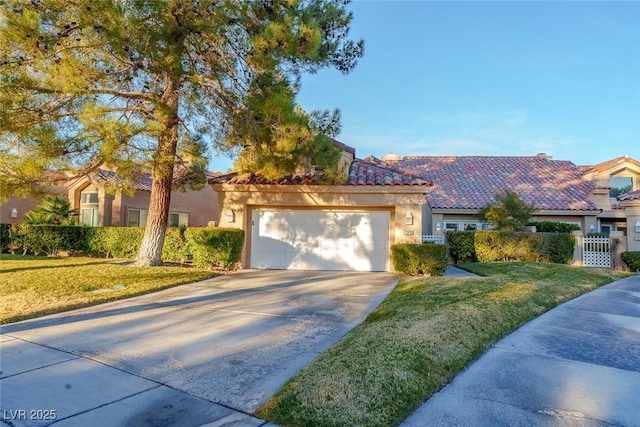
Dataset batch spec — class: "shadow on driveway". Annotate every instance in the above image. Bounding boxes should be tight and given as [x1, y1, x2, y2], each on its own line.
[1, 270, 397, 425]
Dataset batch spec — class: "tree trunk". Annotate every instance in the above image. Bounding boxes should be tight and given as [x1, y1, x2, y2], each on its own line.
[135, 72, 181, 267]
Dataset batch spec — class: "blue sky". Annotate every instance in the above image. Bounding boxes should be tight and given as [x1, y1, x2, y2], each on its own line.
[212, 0, 640, 171]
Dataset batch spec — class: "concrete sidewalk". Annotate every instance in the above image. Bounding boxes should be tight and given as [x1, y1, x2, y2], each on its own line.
[0, 270, 397, 427]
[402, 273, 640, 427]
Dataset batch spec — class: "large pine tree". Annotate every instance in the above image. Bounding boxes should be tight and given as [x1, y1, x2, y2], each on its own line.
[0, 0, 363, 265]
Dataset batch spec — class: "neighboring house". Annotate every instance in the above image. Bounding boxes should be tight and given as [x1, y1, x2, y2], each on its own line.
[618, 190, 640, 252]
[582, 156, 640, 236]
[0, 183, 69, 224]
[211, 147, 640, 272]
[67, 169, 220, 227]
[382, 153, 601, 234]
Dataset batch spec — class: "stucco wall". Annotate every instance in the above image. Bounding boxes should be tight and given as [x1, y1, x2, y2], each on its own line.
[69, 176, 219, 227]
[621, 199, 640, 252]
[212, 184, 429, 269]
[0, 197, 41, 224]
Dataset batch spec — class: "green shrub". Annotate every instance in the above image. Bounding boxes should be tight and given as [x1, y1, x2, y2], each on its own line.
[85, 227, 144, 258]
[474, 231, 575, 264]
[162, 227, 191, 263]
[446, 231, 476, 263]
[528, 221, 580, 233]
[475, 231, 545, 263]
[621, 251, 640, 272]
[391, 243, 449, 276]
[542, 232, 575, 264]
[9, 224, 88, 256]
[0, 224, 10, 253]
[184, 228, 245, 270]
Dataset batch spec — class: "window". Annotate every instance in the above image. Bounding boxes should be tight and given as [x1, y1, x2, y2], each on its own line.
[128, 209, 188, 227]
[81, 208, 99, 226]
[445, 222, 459, 231]
[609, 176, 633, 198]
[80, 191, 99, 204]
[169, 212, 189, 227]
[445, 221, 490, 231]
[128, 209, 148, 227]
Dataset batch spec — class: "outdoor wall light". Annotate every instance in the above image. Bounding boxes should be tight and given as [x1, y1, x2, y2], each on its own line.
[226, 209, 235, 223]
[635, 221, 640, 233]
[435, 222, 441, 232]
[589, 224, 596, 233]
[10, 208, 17, 218]
[405, 212, 413, 226]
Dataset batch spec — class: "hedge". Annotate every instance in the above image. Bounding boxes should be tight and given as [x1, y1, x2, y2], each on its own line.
[447, 230, 575, 264]
[391, 243, 449, 276]
[1, 224, 244, 271]
[475, 231, 545, 262]
[84, 227, 145, 258]
[184, 227, 245, 269]
[621, 251, 640, 272]
[446, 231, 476, 263]
[8, 225, 89, 256]
[527, 221, 581, 233]
[0, 223, 10, 253]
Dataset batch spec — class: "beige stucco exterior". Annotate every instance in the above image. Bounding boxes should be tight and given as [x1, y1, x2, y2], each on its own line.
[620, 198, 640, 252]
[0, 183, 69, 224]
[68, 177, 220, 227]
[583, 156, 640, 252]
[212, 183, 429, 270]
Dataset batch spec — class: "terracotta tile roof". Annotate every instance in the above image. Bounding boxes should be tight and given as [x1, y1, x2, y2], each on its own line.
[96, 169, 218, 192]
[618, 189, 640, 201]
[583, 156, 640, 174]
[386, 156, 599, 211]
[346, 157, 431, 186]
[210, 157, 430, 186]
[209, 171, 322, 185]
[332, 138, 356, 156]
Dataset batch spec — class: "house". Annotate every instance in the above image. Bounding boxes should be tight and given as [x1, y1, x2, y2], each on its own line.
[582, 156, 640, 237]
[382, 153, 601, 234]
[66, 169, 220, 227]
[0, 182, 69, 224]
[211, 146, 640, 272]
[210, 157, 431, 272]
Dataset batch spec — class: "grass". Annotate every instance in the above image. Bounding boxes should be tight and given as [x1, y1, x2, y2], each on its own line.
[0, 254, 219, 324]
[256, 262, 632, 427]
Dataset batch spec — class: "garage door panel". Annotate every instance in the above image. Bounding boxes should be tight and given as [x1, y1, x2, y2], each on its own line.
[251, 210, 389, 271]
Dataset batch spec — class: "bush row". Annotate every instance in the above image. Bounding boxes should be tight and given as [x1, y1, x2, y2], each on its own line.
[1, 224, 244, 270]
[527, 221, 581, 233]
[391, 243, 449, 276]
[447, 231, 575, 264]
[622, 251, 640, 272]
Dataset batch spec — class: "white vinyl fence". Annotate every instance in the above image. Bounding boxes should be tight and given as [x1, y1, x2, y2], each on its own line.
[582, 236, 611, 268]
[422, 234, 445, 244]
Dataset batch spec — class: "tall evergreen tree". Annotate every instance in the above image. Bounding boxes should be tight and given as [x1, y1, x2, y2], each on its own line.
[0, 0, 363, 265]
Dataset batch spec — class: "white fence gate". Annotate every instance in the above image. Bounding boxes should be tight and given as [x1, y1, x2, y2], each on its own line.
[583, 236, 611, 268]
[422, 234, 445, 244]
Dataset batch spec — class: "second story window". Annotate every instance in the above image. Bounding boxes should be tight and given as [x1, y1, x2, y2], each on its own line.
[80, 191, 99, 205]
[609, 176, 633, 198]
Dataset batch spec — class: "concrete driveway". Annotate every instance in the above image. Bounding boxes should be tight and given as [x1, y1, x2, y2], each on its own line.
[0, 270, 397, 426]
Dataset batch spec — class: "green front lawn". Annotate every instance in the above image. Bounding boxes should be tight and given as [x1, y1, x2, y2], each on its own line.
[0, 255, 218, 324]
[257, 262, 631, 427]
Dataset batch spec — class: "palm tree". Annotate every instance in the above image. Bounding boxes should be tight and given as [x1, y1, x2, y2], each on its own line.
[24, 196, 78, 225]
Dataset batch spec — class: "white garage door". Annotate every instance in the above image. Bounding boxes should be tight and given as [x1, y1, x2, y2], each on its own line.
[251, 209, 390, 271]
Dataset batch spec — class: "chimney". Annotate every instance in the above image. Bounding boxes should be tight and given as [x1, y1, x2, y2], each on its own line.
[381, 152, 401, 161]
